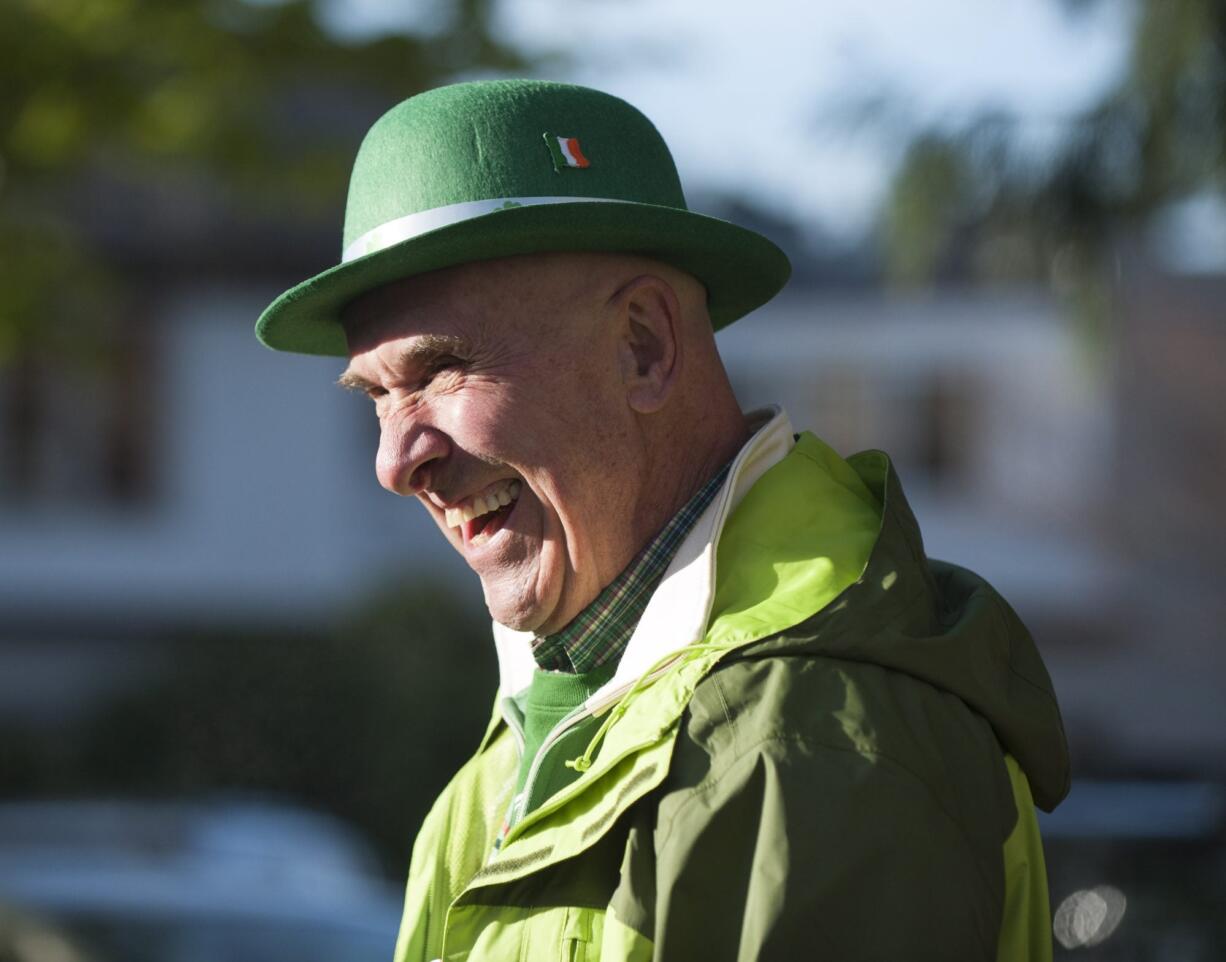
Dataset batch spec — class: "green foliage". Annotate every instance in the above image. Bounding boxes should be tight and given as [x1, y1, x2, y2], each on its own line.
[0, 0, 520, 182]
[882, 0, 1226, 314]
[882, 136, 974, 285]
[0, 0, 529, 362]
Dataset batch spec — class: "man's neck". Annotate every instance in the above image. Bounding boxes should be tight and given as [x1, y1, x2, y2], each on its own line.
[530, 455, 735, 673]
[632, 411, 751, 556]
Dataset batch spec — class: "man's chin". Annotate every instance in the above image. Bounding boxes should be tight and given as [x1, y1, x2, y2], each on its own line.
[480, 582, 552, 635]
[476, 542, 564, 633]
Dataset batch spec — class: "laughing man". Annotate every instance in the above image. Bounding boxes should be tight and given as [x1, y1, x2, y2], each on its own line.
[257, 80, 1069, 961]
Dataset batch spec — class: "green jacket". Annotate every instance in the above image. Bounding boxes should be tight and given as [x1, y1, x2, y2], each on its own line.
[393, 410, 1070, 962]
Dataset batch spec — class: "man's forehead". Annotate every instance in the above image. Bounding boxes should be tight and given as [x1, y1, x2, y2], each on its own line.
[339, 270, 485, 361]
[341, 252, 617, 353]
[345, 254, 540, 322]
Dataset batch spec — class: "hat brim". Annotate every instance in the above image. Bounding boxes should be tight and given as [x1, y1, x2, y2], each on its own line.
[255, 201, 790, 356]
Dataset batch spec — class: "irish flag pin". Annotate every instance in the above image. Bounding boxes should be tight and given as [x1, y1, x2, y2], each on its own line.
[544, 132, 591, 172]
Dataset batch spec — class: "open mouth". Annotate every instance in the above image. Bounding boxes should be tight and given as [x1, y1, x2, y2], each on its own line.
[444, 479, 522, 547]
[466, 499, 515, 545]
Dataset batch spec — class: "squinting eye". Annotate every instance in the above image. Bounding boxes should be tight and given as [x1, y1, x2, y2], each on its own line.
[421, 356, 464, 388]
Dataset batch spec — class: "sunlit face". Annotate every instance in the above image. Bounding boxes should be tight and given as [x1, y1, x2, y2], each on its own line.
[339, 254, 650, 635]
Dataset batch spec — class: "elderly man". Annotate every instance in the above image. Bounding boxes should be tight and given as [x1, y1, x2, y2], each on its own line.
[257, 80, 1069, 961]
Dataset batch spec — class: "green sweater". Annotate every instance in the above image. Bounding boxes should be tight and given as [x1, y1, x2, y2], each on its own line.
[500, 662, 616, 846]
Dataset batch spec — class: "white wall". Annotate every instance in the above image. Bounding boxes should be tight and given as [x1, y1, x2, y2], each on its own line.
[0, 284, 473, 626]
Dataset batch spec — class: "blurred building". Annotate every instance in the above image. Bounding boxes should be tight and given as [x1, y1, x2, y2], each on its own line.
[0, 194, 473, 726]
[1085, 221, 1226, 774]
[1, 193, 1223, 782]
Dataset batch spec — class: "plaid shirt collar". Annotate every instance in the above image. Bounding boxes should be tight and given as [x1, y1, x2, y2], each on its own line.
[531, 463, 731, 674]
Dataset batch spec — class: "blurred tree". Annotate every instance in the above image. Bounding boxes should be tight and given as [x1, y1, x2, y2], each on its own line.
[881, 0, 1225, 325]
[0, 0, 527, 362]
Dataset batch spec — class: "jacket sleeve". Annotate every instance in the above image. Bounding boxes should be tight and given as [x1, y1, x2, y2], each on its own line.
[648, 737, 1002, 961]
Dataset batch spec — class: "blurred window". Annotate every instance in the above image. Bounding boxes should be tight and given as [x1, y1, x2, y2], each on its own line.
[731, 361, 979, 494]
[915, 371, 976, 487]
[0, 321, 154, 509]
[876, 369, 979, 495]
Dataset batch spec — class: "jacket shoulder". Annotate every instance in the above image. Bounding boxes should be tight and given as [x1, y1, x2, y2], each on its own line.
[646, 652, 1016, 960]
[664, 650, 1019, 868]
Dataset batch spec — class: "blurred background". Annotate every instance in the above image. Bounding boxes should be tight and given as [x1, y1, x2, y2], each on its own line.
[1, 0, 1223, 959]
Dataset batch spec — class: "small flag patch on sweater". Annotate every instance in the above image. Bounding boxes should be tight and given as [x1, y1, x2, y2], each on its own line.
[544, 132, 591, 171]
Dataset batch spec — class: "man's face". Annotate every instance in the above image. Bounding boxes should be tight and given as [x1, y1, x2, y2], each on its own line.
[340, 254, 650, 635]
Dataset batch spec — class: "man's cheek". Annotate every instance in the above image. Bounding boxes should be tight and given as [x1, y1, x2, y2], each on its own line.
[442, 391, 507, 443]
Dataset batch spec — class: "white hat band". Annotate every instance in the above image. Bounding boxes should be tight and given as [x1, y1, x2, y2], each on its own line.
[341, 196, 634, 263]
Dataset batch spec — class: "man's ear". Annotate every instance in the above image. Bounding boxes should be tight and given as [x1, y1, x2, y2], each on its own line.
[614, 275, 682, 414]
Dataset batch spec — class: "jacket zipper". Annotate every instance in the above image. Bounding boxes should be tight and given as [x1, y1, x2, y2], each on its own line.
[499, 656, 688, 846]
[500, 702, 588, 843]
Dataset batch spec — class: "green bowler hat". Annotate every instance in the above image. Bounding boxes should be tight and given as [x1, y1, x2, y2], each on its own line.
[255, 79, 791, 356]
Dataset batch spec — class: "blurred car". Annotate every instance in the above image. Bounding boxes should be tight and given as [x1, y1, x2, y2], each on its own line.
[0, 798, 403, 962]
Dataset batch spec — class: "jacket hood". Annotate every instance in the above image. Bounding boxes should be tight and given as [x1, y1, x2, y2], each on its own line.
[738, 447, 1071, 811]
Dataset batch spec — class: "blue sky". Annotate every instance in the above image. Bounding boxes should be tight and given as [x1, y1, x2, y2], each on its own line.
[324, 0, 1135, 239]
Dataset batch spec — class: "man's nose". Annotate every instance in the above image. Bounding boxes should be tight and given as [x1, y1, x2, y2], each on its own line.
[375, 418, 451, 495]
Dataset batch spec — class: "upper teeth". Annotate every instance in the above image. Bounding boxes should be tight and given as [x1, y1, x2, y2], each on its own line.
[444, 479, 521, 528]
